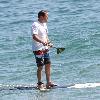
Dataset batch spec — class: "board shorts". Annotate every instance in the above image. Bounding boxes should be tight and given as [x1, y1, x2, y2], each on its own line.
[33, 50, 51, 67]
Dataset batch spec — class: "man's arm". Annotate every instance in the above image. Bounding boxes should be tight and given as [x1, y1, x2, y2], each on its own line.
[32, 34, 47, 46]
[46, 35, 53, 47]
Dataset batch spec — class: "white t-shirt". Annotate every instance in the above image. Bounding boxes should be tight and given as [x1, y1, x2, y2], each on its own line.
[31, 21, 49, 51]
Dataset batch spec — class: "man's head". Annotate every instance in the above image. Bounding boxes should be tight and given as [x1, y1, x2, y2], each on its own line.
[38, 10, 48, 23]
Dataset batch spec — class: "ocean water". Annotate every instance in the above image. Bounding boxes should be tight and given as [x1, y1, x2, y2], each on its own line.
[0, 0, 100, 100]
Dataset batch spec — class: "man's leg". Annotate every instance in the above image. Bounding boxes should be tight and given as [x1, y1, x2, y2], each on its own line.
[43, 52, 51, 84]
[45, 63, 51, 84]
[44, 52, 56, 88]
[34, 52, 44, 87]
[37, 66, 45, 89]
[37, 66, 43, 83]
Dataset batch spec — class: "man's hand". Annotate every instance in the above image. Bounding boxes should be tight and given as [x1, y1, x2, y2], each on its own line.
[41, 41, 48, 46]
[48, 42, 53, 47]
[33, 34, 53, 47]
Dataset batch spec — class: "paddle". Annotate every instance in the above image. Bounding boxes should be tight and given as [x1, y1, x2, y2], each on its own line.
[48, 42, 65, 54]
[52, 47, 65, 54]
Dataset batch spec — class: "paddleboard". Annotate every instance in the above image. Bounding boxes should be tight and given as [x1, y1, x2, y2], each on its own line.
[0, 83, 100, 91]
[0, 84, 74, 91]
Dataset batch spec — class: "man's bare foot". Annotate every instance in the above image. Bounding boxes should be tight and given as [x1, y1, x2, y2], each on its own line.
[37, 82, 45, 89]
[46, 82, 57, 89]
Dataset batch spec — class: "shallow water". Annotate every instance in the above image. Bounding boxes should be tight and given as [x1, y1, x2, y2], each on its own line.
[0, 0, 100, 100]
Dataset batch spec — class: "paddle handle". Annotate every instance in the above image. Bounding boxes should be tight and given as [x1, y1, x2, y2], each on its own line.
[51, 46, 57, 49]
[47, 42, 57, 49]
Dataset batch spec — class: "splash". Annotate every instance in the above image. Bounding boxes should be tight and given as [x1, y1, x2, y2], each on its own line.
[68, 83, 100, 89]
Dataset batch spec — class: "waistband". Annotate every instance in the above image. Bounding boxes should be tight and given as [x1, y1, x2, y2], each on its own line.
[33, 49, 49, 55]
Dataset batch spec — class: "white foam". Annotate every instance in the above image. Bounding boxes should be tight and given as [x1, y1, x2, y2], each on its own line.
[68, 83, 100, 89]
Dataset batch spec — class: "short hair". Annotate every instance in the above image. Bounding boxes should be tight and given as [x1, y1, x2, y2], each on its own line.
[38, 10, 48, 18]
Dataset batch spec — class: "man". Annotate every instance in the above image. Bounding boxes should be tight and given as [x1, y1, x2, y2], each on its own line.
[32, 10, 55, 89]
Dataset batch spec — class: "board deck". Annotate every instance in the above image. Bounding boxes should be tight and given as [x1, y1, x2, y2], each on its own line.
[0, 84, 75, 91]
[0, 83, 100, 91]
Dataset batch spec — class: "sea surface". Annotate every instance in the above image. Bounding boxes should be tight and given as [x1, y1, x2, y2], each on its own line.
[0, 0, 100, 100]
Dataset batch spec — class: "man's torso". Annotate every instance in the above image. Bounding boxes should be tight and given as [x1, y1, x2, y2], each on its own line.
[32, 21, 48, 51]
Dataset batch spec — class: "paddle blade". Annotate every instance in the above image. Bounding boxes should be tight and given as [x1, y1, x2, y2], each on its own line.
[57, 48, 65, 54]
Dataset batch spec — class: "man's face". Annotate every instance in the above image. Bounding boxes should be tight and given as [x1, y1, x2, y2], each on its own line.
[43, 13, 48, 22]
[40, 13, 48, 23]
